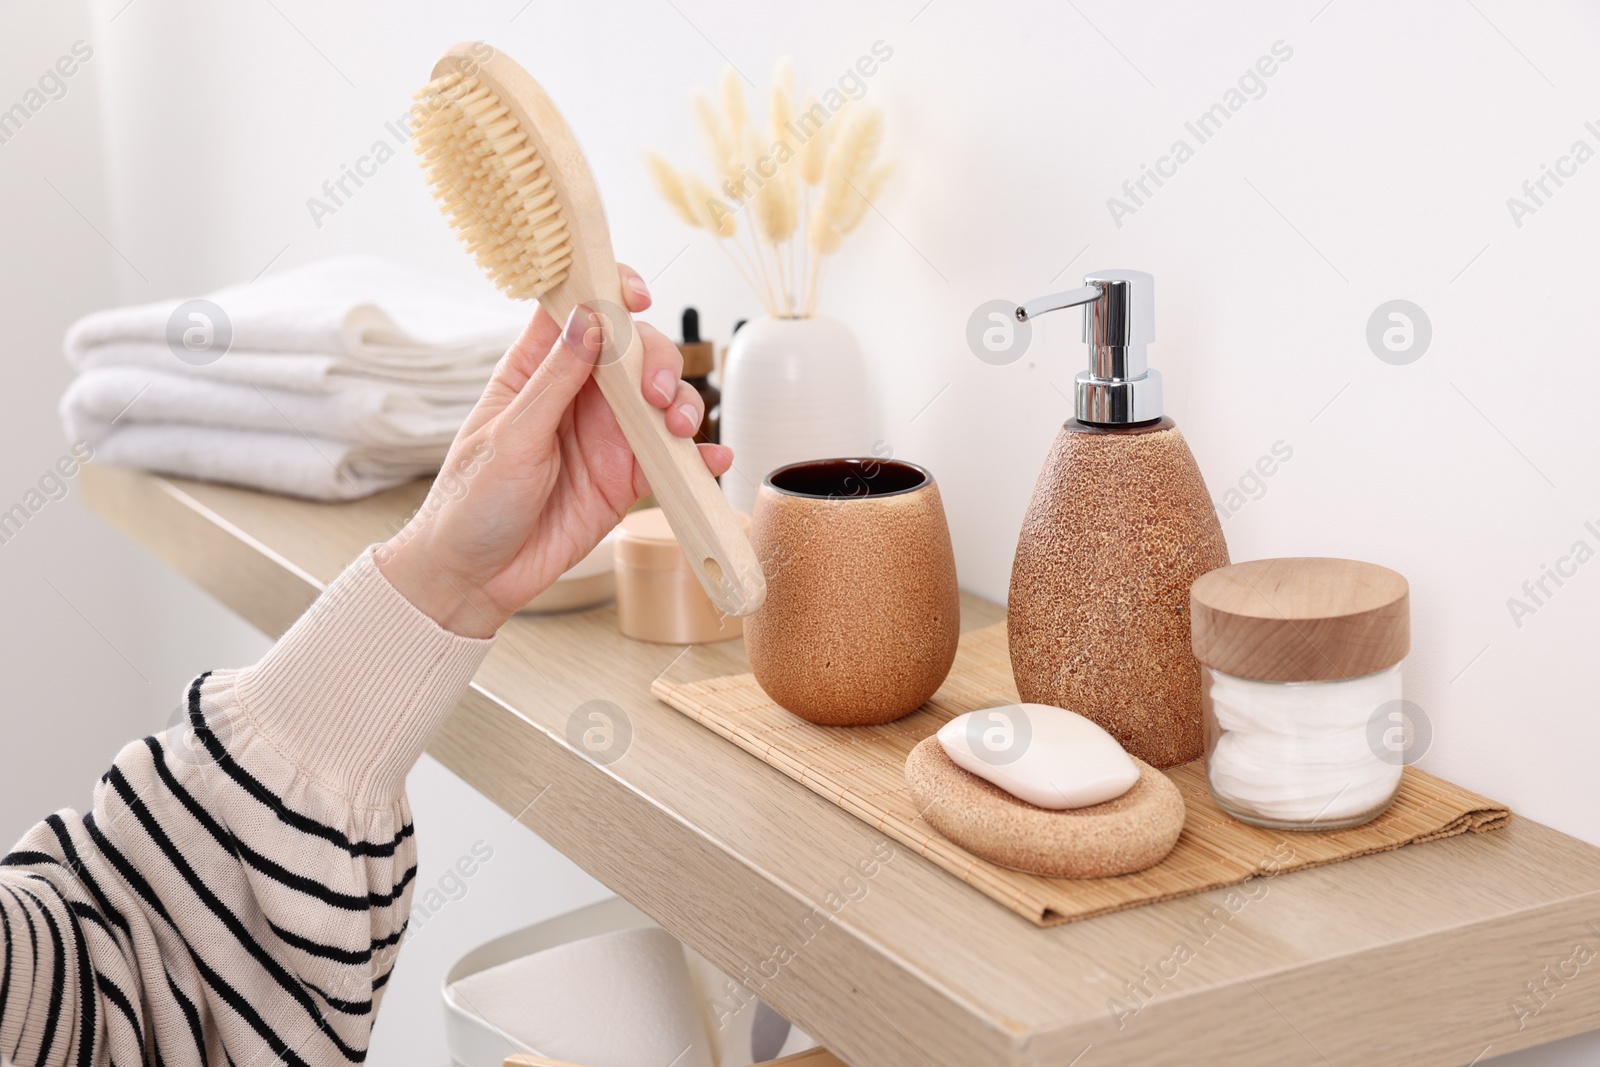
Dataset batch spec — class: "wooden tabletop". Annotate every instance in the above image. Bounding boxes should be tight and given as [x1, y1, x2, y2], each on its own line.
[84, 464, 1600, 1067]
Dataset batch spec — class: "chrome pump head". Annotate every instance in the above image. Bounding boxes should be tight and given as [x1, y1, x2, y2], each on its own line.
[1015, 269, 1162, 425]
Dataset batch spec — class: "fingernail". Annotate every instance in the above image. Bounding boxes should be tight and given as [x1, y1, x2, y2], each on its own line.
[627, 276, 650, 301]
[562, 306, 590, 351]
[678, 403, 701, 431]
[653, 370, 676, 403]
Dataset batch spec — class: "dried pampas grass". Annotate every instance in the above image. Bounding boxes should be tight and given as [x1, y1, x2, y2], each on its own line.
[799, 97, 832, 188]
[645, 152, 697, 228]
[644, 61, 891, 317]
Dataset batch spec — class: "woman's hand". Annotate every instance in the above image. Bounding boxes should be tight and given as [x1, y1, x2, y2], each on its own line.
[375, 266, 732, 638]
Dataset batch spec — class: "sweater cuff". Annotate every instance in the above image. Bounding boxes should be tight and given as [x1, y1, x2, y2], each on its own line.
[233, 546, 494, 807]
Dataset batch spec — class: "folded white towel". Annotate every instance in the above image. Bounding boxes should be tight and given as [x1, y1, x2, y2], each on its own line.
[65, 254, 526, 370]
[83, 423, 441, 501]
[62, 367, 470, 450]
[69, 346, 495, 403]
[60, 255, 528, 501]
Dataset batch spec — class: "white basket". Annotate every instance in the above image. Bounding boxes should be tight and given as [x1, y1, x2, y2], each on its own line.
[442, 897, 839, 1067]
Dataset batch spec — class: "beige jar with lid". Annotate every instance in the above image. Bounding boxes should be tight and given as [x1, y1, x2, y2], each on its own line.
[1190, 557, 1411, 831]
[615, 507, 750, 644]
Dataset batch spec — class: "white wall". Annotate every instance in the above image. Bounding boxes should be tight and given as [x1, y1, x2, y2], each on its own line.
[0, 1, 269, 847]
[3, 0, 1597, 1063]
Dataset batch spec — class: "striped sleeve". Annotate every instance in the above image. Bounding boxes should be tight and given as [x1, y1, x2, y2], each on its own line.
[0, 547, 493, 1066]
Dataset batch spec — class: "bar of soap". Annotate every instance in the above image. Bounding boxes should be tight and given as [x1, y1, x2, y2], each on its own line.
[936, 704, 1140, 810]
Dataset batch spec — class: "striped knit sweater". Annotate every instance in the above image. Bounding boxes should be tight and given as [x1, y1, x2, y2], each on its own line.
[0, 549, 494, 1067]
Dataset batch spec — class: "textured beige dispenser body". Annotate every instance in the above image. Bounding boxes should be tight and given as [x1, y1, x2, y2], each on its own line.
[1008, 417, 1228, 767]
[1004, 270, 1227, 767]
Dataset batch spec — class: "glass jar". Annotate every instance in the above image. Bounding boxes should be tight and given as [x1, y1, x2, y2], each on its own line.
[1190, 557, 1411, 831]
[1201, 664, 1404, 830]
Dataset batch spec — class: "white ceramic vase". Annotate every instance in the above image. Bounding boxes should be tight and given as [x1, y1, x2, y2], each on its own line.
[718, 316, 874, 514]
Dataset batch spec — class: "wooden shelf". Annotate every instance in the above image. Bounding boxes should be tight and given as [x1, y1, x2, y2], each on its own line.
[84, 464, 1600, 1067]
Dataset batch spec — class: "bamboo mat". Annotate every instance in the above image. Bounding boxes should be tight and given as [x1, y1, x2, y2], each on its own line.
[652, 623, 1511, 926]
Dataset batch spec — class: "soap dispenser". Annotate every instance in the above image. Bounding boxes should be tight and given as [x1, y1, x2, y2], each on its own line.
[1007, 270, 1228, 768]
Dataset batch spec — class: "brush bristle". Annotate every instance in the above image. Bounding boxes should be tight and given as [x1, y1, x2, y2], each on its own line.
[413, 70, 572, 300]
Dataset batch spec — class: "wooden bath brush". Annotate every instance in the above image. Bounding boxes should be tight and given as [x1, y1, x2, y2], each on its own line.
[413, 42, 766, 616]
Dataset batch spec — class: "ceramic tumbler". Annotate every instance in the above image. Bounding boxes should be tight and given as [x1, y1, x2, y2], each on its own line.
[745, 458, 960, 726]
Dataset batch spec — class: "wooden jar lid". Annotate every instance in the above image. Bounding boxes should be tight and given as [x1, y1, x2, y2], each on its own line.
[1189, 557, 1409, 682]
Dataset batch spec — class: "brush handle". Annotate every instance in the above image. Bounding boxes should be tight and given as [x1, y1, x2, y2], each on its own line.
[543, 284, 767, 618]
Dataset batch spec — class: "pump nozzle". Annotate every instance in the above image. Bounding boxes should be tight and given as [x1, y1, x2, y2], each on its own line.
[1013, 268, 1161, 426]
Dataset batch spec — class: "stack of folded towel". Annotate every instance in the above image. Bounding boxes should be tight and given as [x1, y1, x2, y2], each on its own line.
[60, 255, 527, 501]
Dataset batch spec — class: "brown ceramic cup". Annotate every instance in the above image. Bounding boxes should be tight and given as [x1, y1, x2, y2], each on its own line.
[745, 458, 960, 726]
